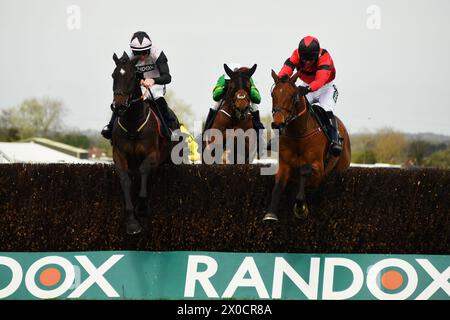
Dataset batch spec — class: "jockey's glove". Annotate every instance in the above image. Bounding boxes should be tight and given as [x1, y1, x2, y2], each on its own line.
[297, 85, 311, 96]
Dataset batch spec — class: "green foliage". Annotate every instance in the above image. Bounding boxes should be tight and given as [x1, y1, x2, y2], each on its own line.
[424, 148, 450, 169]
[53, 133, 91, 149]
[0, 97, 65, 140]
[165, 90, 195, 129]
[351, 128, 408, 164]
[372, 128, 408, 163]
[351, 150, 377, 164]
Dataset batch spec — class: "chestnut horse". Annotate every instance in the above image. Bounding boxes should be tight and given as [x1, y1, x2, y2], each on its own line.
[203, 64, 258, 163]
[111, 52, 173, 234]
[263, 70, 351, 222]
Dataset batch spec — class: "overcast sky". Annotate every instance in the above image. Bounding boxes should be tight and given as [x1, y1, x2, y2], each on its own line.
[1, 0, 450, 135]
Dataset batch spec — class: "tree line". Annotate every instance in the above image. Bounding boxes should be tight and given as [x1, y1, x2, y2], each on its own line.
[1, 97, 450, 168]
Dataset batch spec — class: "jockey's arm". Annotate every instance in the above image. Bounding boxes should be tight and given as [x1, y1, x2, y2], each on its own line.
[249, 78, 261, 104]
[308, 52, 334, 92]
[278, 49, 300, 79]
[212, 75, 227, 101]
[153, 51, 171, 85]
[308, 67, 332, 92]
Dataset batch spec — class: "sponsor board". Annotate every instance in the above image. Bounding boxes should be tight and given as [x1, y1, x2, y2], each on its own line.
[0, 251, 448, 300]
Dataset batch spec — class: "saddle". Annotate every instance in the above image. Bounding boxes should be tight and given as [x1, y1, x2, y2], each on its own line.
[144, 101, 164, 138]
[307, 103, 331, 142]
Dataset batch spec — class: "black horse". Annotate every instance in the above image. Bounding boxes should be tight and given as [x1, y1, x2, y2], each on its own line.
[111, 52, 176, 235]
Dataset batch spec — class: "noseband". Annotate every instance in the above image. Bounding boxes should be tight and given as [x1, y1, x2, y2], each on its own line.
[112, 80, 149, 116]
[226, 75, 252, 120]
[271, 81, 307, 127]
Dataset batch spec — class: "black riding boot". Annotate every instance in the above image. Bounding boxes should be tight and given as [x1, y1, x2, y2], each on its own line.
[251, 110, 265, 158]
[203, 108, 217, 131]
[155, 97, 178, 139]
[326, 111, 342, 156]
[101, 112, 117, 140]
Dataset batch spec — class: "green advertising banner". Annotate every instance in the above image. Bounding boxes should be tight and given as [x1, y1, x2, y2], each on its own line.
[0, 251, 448, 300]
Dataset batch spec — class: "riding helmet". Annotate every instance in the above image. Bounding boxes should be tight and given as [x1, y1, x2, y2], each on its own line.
[298, 36, 320, 62]
[130, 31, 152, 51]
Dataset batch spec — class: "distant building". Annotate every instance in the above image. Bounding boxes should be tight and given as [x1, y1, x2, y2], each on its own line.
[0, 142, 91, 164]
[88, 147, 113, 163]
[23, 137, 89, 159]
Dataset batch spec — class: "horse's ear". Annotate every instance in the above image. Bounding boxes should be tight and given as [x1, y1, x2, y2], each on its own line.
[247, 64, 257, 77]
[120, 51, 129, 61]
[290, 69, 301, 83]
[113, 53, 120, 65]
[224, 63, 234, 78]
[271, 69, 280, 83]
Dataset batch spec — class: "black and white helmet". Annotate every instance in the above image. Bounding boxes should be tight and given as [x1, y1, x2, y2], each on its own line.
[129, 31, 152, 52]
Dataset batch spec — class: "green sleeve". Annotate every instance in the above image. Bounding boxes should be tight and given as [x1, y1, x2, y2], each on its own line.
[250, 78, 261, 104]
[212, 75, 227, 101]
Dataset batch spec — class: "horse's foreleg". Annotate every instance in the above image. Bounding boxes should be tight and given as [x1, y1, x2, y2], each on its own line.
[137, 154, 159, 218]
[263, 164, 291, 222]
[113, 147, 142, 235]
[296, 164, 312, 202]
[117, 167, 142, 235]
[294, 164, 313, 219]
[116, 167, 133, 213]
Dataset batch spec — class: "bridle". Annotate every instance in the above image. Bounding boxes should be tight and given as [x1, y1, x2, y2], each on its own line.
[271, 80, 308, 128]
[111, 79, 149, 117]
[225, 74, 252, 120]
[111, 76, 151, 135]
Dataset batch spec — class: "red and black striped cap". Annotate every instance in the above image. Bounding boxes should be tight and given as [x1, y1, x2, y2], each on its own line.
[298, 36, 320, 60]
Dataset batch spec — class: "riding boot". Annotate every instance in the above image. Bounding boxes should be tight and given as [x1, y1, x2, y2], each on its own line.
[101, 112, 117, 140]
[203, 108, 217, 131]
[251, 110, 265, 158]
[326, 111, 342, 156]
[155, 97, 178, 139]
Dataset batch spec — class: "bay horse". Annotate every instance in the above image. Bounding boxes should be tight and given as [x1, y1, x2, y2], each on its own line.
[111, 52, 172, 235]
[263, 70, 351, 222]
[203, 64, 258, 163]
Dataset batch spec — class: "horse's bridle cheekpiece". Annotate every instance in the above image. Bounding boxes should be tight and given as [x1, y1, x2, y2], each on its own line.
[272, 81, 307, 128]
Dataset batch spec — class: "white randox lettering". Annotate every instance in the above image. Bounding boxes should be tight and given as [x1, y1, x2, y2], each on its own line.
[25, 256, 76, 299]
[222, 257, 269, 298]
[322, 258, 364, 300]
[366, 258, 418, 300]
[0, 257, 23, 299]
[68, 255, 124, 298]
[415, 259, 450, 300]
[272, 257, 320, 299]
[184, 255, 219, 298]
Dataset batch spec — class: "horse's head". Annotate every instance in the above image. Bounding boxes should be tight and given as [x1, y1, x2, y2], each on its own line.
[111, 51, 141, 116]
[270, 69, 305, 134]
[224, 63, 257, 121]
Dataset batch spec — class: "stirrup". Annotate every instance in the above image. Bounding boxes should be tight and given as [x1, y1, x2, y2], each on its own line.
[330, 142, 342, 156]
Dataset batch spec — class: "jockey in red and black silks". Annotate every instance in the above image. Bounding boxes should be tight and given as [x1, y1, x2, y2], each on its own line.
[278, 36, 342, 156]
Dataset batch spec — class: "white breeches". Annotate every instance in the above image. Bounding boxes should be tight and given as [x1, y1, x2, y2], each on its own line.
[141, 84, 165, 100]
[297, 80, 338, 113]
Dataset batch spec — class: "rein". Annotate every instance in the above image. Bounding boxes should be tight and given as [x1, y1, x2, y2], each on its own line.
[114, 80, 151, 135]
[272, 81, 320, 140]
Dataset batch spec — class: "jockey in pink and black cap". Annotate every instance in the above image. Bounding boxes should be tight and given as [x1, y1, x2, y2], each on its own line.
[102, 31, 178, 140]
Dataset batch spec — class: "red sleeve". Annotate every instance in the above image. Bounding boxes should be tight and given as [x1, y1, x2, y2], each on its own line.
[309, 52, 333, 92]
[278, 49, 299, 78]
